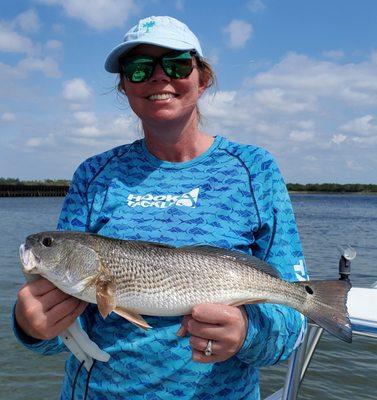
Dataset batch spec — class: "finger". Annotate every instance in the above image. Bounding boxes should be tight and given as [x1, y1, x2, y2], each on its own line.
[52, 301, 88, 334]
[187, 319, 226, 341]
[189, 335, 219, 354]
[192, 303, 240, 325]
[27, 278, 57, 297]
[176, 315, 192, 337]
[39, 288, 72, 312]
[192, 349, 226, 364]
[46, 297, 84, 325]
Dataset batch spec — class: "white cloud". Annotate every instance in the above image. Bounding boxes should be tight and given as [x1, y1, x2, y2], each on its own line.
[66, 114, 139, 147]
[289, 130, 314, 142]
[1, 112, 16, 122]
[331, 134, 347, 144]
[26, 137, 43, 147]
[62, 78, 92, 101]
[207, 50, 219, 66]
[201, 91, 250, 127]
[247, 52, 377, 105]
[45, 39, 62, 50]
[223, 20, 253, 49]
[26, 137, 42, 147]
[14, 9, 41, 33]
[247, 0, 266, 12]
[73, 111, 97, 125]
[0, 23, 35, 54]
[26, 134, 55, 148]
[322, 50, 345, 60]
[52, 23, 65, 34]
[253, 88, 316, 114]
[18, 56, 61, 78]
[352, 135, 377, 146]
[74, 126, 102, 137]
[68, 103, 87, 111]
[304, 155, 318, 162]
[112, 115, 134, 132]
[295, 120, 315, 130]
[37, 0, 137, 30]
[340, 115, 377, 136]
[346, 160, 363, 171]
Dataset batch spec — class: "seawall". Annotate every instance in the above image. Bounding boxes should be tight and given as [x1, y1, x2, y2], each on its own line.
[0, 184, 69, 197]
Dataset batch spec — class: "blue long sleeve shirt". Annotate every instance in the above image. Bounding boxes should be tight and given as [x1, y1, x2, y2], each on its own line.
[13, 135, 308, 399]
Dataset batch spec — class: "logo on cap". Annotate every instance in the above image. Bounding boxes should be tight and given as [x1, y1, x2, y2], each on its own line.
[142, 21, 156, 33]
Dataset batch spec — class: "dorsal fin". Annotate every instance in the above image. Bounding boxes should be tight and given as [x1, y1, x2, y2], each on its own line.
[178, 245, 281, 278]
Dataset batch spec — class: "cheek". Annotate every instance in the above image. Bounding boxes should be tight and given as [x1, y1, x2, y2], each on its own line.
[123, 86, 143, 113]
[189, 73, 205, 97]
[122, 79, 141, 99]
[123, 85, 137, 99]
[177, 79, 201, 99]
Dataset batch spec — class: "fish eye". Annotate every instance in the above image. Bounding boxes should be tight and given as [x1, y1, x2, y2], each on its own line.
[42, 237, 53, 247]
[305, 285, 314, 295]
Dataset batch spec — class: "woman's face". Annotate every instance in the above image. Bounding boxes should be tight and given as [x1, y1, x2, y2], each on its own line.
[121, 45, 207, 126]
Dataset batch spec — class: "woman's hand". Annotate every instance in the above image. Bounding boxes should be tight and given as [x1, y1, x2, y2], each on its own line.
[177, 303, 248, 363]
[15, 277, 88, 340]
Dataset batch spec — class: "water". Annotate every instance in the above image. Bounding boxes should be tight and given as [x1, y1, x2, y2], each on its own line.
[0, 195, 376, 399]
[259, 194, 377, 400]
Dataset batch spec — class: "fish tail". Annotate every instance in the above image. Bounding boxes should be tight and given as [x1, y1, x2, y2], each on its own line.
[297, 280, 352, 343]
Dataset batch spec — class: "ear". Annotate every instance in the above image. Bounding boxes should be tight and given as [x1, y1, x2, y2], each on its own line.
[198, 75, 208, 97]
[119, 76, 129, 97]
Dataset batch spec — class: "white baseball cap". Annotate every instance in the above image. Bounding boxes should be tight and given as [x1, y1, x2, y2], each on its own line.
[105, 16, 203, 73]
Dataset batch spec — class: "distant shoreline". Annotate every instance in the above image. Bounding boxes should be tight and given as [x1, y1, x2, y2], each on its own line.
[1, 182, 377, 197]
[288, 191, 377, 196]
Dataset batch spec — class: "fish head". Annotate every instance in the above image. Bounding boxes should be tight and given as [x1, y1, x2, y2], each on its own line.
[20, 231, 99, 292]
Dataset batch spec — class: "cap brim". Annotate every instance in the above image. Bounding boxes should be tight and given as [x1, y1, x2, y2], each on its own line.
[104, 39, 199, 73]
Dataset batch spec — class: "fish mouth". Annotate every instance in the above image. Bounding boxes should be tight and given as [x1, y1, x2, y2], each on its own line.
[19, 243, 39, 274]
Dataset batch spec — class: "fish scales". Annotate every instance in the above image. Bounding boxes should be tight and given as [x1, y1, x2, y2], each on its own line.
[90, 237, 302, 316]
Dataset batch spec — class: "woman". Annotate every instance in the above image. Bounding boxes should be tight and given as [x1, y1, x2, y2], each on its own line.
[14, 16, 307, 399]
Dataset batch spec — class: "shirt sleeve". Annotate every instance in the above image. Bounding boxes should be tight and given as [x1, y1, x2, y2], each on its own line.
[12, 163, 95, 354]
[236, 150, 308, 366]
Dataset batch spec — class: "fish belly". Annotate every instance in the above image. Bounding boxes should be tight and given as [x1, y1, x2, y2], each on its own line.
[115, 288, 266, 316]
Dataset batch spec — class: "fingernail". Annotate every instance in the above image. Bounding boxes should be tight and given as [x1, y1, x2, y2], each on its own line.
[176, 325, 186, 337]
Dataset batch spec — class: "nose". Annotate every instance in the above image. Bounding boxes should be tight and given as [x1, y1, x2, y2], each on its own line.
[150, 63, 171, 83]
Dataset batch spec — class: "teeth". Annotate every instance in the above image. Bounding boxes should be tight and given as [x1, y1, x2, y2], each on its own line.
[19, 244, 29, 267]
[148, 93, 174, 100]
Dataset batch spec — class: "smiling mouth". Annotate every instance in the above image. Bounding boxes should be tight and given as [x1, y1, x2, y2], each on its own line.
[147, 93, 177, 101]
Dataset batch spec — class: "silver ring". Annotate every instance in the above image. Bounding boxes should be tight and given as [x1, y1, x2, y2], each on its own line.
[204, 339, 213, 356]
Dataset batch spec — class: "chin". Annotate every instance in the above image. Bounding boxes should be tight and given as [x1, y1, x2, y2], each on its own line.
[144, 111, 184, 124]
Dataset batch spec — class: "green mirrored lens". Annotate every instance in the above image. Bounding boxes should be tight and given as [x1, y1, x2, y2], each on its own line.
[123, 56, 154, 82]
[162, 51, 193, 79]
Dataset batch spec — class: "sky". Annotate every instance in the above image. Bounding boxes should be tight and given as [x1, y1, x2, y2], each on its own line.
[1, 0, 377, 183]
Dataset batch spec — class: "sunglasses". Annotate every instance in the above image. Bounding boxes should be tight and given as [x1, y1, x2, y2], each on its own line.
[120, 50, 196, 83]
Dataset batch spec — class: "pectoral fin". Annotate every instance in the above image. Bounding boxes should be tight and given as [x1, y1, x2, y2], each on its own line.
[94, 273, 151, 330]
[96, 276, 116, 319]
[114, 307, 152, 330]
